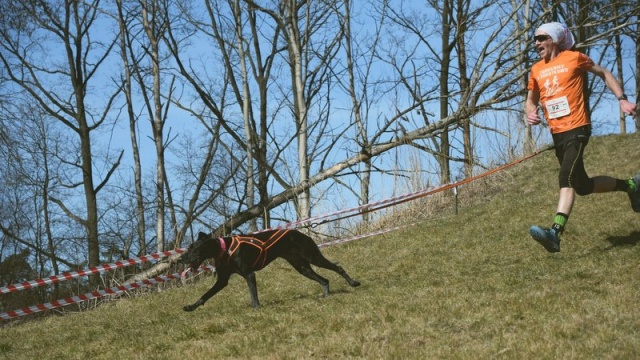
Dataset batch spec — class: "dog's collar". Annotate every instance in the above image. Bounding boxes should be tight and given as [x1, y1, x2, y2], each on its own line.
[215, 237, 227, 263]
[218, 237, 227, 252]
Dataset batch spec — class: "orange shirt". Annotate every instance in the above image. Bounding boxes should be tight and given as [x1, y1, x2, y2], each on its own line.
[528, 50, 594, 134]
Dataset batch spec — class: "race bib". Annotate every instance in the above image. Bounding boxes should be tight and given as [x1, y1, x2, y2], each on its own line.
[544, 96, 571, 119]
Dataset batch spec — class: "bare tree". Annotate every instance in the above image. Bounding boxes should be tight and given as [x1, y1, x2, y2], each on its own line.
[231, 0, 258, 231]
[386, 0, 456, 183]
[340, 0, 382, 222]
[140, 0, 173, 252]
[341, 0, 372, 222]
[0, 1, 123, 284]
[384, 1, 552, 180]
[436, 0, 453, 183]
[116, 0, 148, 256]
[245, 0, 345, 221]
[197, 0, 287, 231]
[512, 0, 538, 154]
[281, 0, 312, 220]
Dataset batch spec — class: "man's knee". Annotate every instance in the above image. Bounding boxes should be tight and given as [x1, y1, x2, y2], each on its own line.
[572, 178, 594, 196]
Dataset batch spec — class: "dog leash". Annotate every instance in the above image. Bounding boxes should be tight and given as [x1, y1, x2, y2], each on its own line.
[310, 145, 555, 228]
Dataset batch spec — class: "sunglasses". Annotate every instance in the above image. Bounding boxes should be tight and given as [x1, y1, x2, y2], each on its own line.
[534, 35, 552, 42]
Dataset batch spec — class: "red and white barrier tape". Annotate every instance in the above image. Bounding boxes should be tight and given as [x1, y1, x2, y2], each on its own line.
[0, 249, 184, 295]
[0, 223, 415, 321]
[0, 265, 215, 321]
[1, 151, 527, 296]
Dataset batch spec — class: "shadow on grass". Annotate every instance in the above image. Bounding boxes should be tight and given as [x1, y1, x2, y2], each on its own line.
[605, 231, 640, 248]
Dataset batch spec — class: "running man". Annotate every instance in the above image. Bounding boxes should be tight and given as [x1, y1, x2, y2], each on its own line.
[525, 22, 639, 252]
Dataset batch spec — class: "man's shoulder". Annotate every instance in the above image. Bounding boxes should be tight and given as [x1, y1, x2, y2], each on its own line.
[532, 51, 590, 70]
[558, 49, 585, 58]
[560, 50, 594, 69]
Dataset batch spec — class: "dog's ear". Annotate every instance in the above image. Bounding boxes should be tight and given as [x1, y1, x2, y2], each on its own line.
[197, 231, 208, 241]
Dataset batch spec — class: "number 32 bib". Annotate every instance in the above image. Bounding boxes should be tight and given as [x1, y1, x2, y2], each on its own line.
[545, 96, 571, 119]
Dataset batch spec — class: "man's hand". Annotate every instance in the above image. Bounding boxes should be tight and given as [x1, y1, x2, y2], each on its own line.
[620, 100, 637, 117]
[526, 110, 542, 126]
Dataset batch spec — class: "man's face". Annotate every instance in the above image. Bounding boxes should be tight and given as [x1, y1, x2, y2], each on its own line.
[534, 32, 555, 61]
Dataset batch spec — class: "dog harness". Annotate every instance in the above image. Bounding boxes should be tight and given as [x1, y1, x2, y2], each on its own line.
[225, 229, 291, 270]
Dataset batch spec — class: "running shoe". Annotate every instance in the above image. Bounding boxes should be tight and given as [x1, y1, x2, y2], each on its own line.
[529, 225, 561, 253]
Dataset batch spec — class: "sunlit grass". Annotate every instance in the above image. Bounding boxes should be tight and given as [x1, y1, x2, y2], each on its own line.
[1, 133, 639, 359]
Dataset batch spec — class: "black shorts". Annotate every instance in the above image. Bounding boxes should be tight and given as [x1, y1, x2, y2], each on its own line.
[552, 125, 593, 195]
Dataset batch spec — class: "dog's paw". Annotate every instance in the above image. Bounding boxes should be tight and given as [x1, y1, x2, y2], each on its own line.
[183, 304, 197, 312]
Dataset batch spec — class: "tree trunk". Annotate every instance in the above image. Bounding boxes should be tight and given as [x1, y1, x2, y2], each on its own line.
[284, 0, 311, 220]
[142, 0, 167, 252]
[234, 0, 258, 232]
[116, 0, 147, 256]
[438, 0, 452, 183]
[456, 0, 473, 178]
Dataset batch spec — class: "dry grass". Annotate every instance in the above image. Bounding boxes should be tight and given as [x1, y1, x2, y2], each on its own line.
[1, 133, 640, 359]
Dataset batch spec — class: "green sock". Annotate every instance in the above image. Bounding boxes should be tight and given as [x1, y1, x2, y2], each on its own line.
[552, 213, 568, 233]
[614, 179, 634, 192]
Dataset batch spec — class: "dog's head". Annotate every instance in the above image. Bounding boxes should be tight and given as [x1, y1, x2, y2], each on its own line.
[179, 232, 217, 272]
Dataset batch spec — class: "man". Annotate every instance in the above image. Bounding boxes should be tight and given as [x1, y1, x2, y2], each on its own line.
[525, 22, 639, 252]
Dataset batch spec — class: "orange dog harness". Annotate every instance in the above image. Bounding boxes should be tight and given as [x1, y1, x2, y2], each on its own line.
[225, 229, 291, 270]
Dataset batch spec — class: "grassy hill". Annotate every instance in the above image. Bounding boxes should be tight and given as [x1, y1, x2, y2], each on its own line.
[1, 133, 639, 359]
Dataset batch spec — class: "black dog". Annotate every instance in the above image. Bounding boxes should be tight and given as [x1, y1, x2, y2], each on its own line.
[179, 229, 360, 311]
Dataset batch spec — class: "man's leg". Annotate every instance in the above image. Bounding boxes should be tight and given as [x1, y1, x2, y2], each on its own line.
[556, 187, 575, 214]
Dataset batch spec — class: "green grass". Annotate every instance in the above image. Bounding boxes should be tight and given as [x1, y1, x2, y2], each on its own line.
[2, 133, 640, 359]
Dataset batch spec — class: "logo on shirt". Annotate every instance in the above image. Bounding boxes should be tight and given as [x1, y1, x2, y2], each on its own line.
[543, 75, 562, 97]
[539, 65, 569, 97]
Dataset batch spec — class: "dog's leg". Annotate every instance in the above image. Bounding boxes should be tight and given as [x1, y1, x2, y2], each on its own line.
[293, 236, 361, 288]
[283, 256, 331, 296]
[183, 271, 231, 312]
[243, 272, 260, 308]
[307, 254, 361, 288]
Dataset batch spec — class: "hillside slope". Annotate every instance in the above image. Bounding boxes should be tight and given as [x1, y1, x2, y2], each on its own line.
[1, 133, 639, 359]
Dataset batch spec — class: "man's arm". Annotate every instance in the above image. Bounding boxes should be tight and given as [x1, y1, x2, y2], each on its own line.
[588, 64, 637, 116]
[589, 64, 625, 98]
[525, 89, 542, 125]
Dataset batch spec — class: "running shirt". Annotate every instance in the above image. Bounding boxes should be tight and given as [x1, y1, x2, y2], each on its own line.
[528, 50, 594, 134]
